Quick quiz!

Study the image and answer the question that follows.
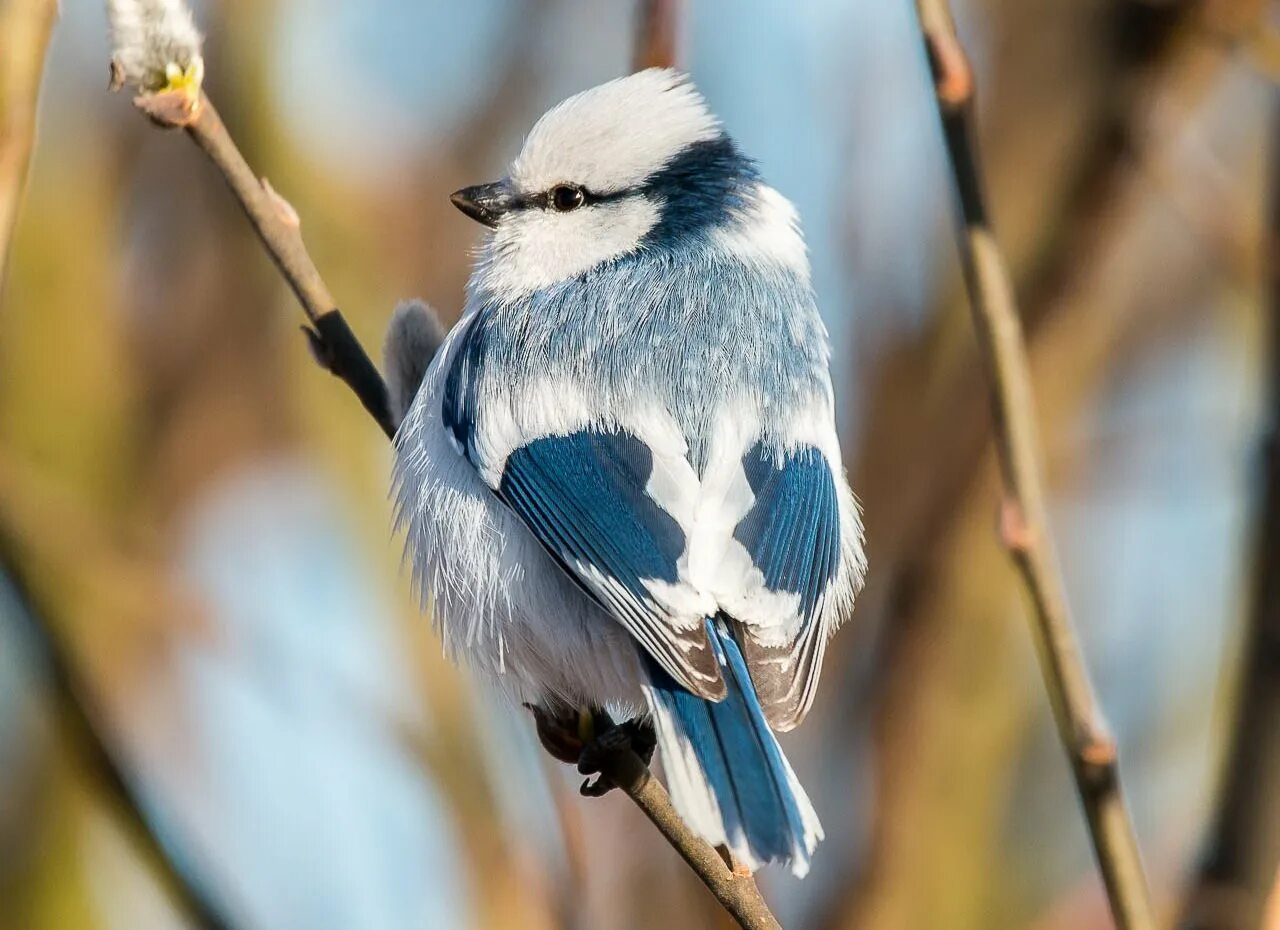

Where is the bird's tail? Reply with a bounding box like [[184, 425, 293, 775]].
[[642, 617, 823, 877]]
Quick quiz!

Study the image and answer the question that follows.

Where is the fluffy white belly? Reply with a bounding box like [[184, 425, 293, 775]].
[[395, 394, 646, 712]]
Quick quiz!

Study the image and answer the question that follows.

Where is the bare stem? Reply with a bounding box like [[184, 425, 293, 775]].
[[911, 2, 1156, 927], [599, 748, 781, 930], [167, 93, 395, 438]]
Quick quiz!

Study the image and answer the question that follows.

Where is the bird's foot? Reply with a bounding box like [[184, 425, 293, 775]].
[[523, 703, 655, 797], [577, 714, 657, 797]]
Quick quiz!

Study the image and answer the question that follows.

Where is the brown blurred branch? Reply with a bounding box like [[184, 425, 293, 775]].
[[0, 0, 56, 296], [911, 2, 1156, 928], [633, 0, 682, 71], [1, 7, 228, 926], [842, 0, 1211, 673], [0, 540, 232, 930], [1179, 91, 1280, 930]]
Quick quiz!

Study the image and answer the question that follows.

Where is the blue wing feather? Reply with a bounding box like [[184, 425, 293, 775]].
[[731, 443, 842, 728], [498, 430, 725, 698], [734, 443, 840, 620], [441, 311, 839, 716]]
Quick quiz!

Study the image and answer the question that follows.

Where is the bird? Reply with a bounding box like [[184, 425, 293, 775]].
[[392, 68, 865, 878]]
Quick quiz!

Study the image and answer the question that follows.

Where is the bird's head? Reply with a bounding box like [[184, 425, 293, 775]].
[[454, 68, 765, 298]]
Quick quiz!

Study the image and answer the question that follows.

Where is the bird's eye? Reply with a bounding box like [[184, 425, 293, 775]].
[[550, 184, 585, 212]]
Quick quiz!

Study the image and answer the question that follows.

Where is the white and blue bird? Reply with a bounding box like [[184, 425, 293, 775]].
[[392, 68, 866, 878]]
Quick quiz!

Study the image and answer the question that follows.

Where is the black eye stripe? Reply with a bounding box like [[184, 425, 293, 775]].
[[514, 186, 632, 211]]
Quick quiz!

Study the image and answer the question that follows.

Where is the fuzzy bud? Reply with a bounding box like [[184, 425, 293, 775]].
[[106, 0, 204, 97]]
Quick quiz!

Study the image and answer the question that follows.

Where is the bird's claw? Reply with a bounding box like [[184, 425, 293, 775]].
[[524, 703, 656, 796], [577, 717, 657, 797], [579, 775, 614, 797]]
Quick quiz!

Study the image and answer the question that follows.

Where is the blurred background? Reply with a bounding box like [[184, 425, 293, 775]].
[[0, 0, 1276, 928]]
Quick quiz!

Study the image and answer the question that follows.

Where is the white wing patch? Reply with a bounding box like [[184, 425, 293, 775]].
[[642, 391, 864, 730], [425, 314, 863, 727]]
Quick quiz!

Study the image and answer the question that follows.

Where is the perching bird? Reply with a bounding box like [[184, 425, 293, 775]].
[[393, 68, 865, 877]]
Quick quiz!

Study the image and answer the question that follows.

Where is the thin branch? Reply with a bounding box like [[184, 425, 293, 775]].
[[0, 539, 232, 930], [1179, 88, 1280, 930], [135, 91, 396, 438], [122, 69, 785, 930], [911, 3, 1156, 928], [838, 0, 1218, 689], [596, 746, 781, 930], [633, 0, 682, 71]]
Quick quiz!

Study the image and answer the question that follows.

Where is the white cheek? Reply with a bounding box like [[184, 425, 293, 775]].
[[477, 198, 659, 300]]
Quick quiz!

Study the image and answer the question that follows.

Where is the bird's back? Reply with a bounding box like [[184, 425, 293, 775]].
[[456, 238, 832, 474]]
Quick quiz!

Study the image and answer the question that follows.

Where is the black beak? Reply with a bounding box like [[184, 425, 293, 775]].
[[450, 181, 515, 228]]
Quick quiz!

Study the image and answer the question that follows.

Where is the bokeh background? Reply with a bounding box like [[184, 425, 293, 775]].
[[0, 1, 1276, 928]]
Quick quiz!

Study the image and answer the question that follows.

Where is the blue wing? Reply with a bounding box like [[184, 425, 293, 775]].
[[735, 443, 841, 617], [435, 314, 721, 697], [730, 442, 842, 729], [498, 430, 727, 700], [436, 311, 845, 714]]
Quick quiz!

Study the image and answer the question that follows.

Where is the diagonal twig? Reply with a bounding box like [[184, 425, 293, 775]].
[[910, 2, 1157, 927], [170, 94, 396, 439], [603, 746, 781, 930]]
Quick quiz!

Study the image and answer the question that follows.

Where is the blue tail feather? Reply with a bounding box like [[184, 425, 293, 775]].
[[644, 618, 822, 876]]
